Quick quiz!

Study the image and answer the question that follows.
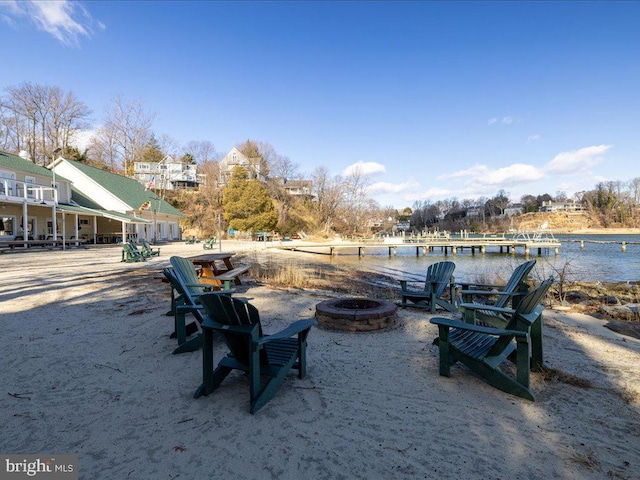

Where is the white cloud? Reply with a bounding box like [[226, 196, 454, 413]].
[[0, 0, 104, 46], [478, 163, 543, 186], [72, 129, 96, 151], [488, 116, 518, 126], [437, 164, 489, 181], [367, 179, 420, 195], [407, 187, 453, 202], [342, 160, 386, 177], [544, 144, 611, 175], [527, 134, 541, 144]]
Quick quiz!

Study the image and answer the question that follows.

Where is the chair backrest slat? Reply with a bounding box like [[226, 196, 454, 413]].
[[199, 293, 264, 365], [170, 256, 208, 299], [495, 260, 536, 308], [503, 277, 554, 330], [425, 261, 456, 296]]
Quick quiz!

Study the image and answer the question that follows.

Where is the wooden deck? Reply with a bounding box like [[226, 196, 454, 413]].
[[0, 238, 88, 252], [271, 236, 561, 257]]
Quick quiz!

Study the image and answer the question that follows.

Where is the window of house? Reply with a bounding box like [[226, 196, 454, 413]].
[[25, 176, 36, 198], [0, 216, 15, 236], [1, 171, 16, 196]]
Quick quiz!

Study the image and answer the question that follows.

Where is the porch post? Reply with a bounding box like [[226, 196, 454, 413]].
[[121, 221, 126, 244], [22, 200, 28, 248], [62, 212, 66, 250], [93, 215, 97, 244]]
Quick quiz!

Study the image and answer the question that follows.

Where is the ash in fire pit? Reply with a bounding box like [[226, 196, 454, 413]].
[[315, 298, 398, 332]]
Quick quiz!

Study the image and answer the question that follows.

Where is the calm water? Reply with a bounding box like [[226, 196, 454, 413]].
[[283, 235, 640, 284]]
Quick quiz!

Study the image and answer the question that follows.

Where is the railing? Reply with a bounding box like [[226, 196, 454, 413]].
[[0, 178, 56, 203]]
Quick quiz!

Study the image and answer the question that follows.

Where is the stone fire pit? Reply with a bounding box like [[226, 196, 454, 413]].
[[315, 298, 398, 332]]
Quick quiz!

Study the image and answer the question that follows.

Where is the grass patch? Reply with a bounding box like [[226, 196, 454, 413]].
[[240, 251, 399, 300]]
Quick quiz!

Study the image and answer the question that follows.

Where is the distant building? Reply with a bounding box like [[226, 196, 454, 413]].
[[281, 179, 313, 198], [539, 200, 586, 213], [503, 204, 524, 216], [393, 221, 411, 232], [218, 147, 266, 187], [134, 156, 204, 191], [465, 206, 483, 218]]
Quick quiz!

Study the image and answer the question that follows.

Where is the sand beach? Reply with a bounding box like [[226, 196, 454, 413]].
[[1, 241, 639, 479]]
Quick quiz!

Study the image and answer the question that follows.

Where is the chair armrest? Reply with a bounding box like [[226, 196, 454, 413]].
[[202, 319, 259, 335], [459, 289, 525, 297], [429, 317, 527, 337], [459, 282, 505, 290], [458, 303, 516, 315], [176, 304, 205, 313], [255, 319, 318, 345]]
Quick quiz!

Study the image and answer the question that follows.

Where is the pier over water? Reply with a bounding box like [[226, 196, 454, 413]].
[[271, 231, 561, 257]]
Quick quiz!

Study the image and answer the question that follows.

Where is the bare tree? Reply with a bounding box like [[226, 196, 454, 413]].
[[184, 140, 217, 164], [312, 166, 344, 235], [91, 94, 155, 175], [0, 82, 91, 164]]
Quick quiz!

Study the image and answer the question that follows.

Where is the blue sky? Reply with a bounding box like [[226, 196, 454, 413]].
[[1, 1, 639, 209]]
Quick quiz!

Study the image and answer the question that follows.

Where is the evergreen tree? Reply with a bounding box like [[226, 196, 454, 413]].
[[222, 166, 277, 232]]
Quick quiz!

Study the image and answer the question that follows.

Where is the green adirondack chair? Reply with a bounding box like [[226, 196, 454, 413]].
[[140, 239, 160, 257], [202, 237, 216, 250], [458, 260, 536, 326], [163, 264, 233, 354], [430, 277, 554, 401], [194, 293, 317, 414], [400, 261, 457, 313], [121, 242, 146, 262]]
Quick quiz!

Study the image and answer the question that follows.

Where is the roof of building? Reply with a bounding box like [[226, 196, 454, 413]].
[[61, 159, 184, 217], [0, 150, 56, 178]]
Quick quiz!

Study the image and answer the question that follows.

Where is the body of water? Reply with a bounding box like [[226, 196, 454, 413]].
[[282, 234, 640, 285]]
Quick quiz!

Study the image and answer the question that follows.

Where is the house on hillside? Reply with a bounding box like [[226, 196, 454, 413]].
[[51, 158, 184, 243], [134, 156, 204, 191], [218, 147, 266, 187], [539, 200, 585, 213]]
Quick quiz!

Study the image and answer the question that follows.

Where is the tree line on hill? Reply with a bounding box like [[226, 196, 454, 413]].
[[1, 81, 639, 237]]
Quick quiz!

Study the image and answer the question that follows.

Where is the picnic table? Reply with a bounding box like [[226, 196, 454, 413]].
[[188, 253, 250, 289]]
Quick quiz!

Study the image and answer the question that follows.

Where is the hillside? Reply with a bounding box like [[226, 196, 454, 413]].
[[515, 212, 594, 232]]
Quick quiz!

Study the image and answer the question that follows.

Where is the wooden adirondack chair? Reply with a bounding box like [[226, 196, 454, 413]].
[[400, 261, 457, 313], [459, 260, 536, 326], [121, 242, 146, 262], [202, 237, 216, 250], [163, 267, 205, 354], [140, 239, 160, 257], [166, 256, 236, 354], [430, 277, 554, 401], [194, 293, 316, 414]]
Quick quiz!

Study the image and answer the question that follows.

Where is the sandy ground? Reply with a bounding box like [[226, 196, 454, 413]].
[[1, 240, 639, 479]]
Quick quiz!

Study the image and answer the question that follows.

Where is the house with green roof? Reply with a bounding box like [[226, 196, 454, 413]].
[[1, 150, 71, 243], [51, 157, 184, 243], [1, 149, 184, 245]]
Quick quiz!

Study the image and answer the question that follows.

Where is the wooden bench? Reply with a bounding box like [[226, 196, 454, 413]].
[[214, 265, 251, 290]]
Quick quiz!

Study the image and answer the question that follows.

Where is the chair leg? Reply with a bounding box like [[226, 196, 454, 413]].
[[194, 329, 230, 398], [530, 316, 544, 371], [437, 327, 451, 377]]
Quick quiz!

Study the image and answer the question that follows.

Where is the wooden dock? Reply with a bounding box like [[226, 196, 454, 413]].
[[270, 236, 561, 258]]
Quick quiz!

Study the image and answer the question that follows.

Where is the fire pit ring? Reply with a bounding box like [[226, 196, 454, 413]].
[[315, 298, 398, 332]]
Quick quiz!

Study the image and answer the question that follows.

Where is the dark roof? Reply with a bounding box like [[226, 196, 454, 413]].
[[63, 159, 184, 217]]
